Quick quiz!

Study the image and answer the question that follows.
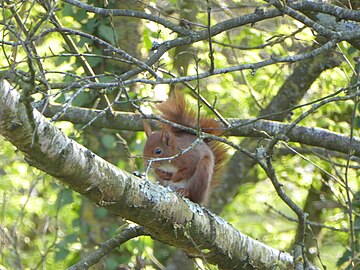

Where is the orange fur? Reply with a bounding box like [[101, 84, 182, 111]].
[[156, 92, 227, 185], [143, 92, 227, 204]]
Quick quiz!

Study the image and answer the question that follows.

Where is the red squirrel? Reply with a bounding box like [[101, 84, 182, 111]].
[[143, 92, 227, 204]]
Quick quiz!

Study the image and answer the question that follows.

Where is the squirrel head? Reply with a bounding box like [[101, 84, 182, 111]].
[[143, 126, 179, 179], [143, 122, 176, 162]]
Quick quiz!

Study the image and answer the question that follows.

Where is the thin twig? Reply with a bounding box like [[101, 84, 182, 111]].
[[67, 226, 147, 270], [206, 0, 214, 73], [265, 202, 351, 232]]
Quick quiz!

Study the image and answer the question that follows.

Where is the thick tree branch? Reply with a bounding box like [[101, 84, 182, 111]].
[[229, 118, 360, 158], [288, 1, 360, 22], [37, 103, 360, 158], [0, 81, 296, 269]]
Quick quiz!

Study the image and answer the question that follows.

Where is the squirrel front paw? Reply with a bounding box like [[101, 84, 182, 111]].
[[176, 188, 190, 198]]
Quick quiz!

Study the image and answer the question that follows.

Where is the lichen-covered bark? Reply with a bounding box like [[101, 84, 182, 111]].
[[39, 104, 360, 157], [229, 119, 360, 157], [0, 80, 294, 269]]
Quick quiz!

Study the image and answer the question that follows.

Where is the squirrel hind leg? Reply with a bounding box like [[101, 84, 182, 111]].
[[187, 155, 214, 204]]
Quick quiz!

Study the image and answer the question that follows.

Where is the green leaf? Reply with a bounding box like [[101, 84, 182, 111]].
[[56, 189, 74, 209], [55, 248, 70, 261], [75, 9, 88, 21], [82, 18, 98, 34], [62, 4, 75, 17], [101, 134, 116, 149], [55, 93, 66, 103], [72, 92, 91, 107], [98, 24, 115, 44], [355, 116, 360, 130]]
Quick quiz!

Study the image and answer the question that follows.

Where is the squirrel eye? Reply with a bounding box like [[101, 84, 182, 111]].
[[154, 147, 162, 155]]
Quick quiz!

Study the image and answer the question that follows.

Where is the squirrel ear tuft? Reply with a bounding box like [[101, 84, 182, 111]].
[[143, 120, 152, 137], [162, 130, 172, 146]]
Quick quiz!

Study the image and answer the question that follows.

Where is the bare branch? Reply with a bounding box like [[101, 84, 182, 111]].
[[62, 0, 191, 35], [289, 1, 360, 22], [37, 102, 360, 158], [68, 226, 147, 270]]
